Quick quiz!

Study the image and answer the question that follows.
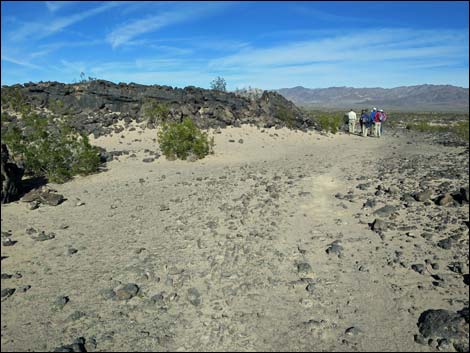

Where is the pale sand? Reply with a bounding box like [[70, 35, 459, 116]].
[[1, 125, 468, 351]]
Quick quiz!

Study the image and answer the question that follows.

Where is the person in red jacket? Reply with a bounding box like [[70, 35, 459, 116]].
[[374, 109, 383, 137]]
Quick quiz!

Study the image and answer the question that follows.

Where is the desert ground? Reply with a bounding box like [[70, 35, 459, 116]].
[[1, 124, 469, 352]]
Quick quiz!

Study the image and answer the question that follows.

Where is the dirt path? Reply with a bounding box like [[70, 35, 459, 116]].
[[1, 126, 468, 351]]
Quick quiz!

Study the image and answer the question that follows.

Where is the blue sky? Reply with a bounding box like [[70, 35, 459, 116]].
[[1, 1, 469, 89]]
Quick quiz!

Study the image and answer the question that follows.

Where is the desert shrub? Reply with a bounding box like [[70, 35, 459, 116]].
[[275, 106, 295, 128], [316, 115, 341, 134], [2, 110, 101, 183], [406, 121, 447, 133], [1, 87, 31, 115], [157, 117, 214, 160], [142, 100, 170, 127], [453, 121, 469, 140], [48, 99, 66, 114], [406, 119, 469, 141]]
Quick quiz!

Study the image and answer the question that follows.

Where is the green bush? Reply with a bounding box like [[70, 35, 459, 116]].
[[2, 110, 101, 183], [406, 120, 469, 141], [453, 121, 469, 140], [316, 115, 341, 134], [157, 117, 214, 160], [275, 106, 295, 128], [1, 87, 31, 115]]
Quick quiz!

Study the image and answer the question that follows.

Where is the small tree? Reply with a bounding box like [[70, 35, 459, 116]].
[[210, 76, 227, 92], [2, 109, 101, 183]]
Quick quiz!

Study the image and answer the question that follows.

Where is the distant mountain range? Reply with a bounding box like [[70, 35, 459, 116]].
[[276, 84, 469, 112]]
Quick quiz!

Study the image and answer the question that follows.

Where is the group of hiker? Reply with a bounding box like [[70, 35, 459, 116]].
[[346, 107, 387, 137]]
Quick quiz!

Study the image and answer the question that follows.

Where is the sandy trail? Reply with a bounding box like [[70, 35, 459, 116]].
[[1, 125, 468, 352]]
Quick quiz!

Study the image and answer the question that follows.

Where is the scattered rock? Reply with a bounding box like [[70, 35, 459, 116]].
[[417, 308, 469, 352], [100, 288, 116, 300], [17, 285, 31, 293], [437, 237, 453, 250], [2, 238, 17, 246], [414, 190, 432, 202], [1, 288, 15, 299], [460, 187, 469, 203], [53, 337, 87, 352], [67, 248, 78, 255], [114, 283, 139, 300], [411, 264, 426, 275], [151, 293, 165, 304], [305, 283, 315, 293], [22, 188, 64, 206], [187, 287, 201, 306], [345, 327, 363, 336], [297, 262, 313, 274], [32, 231, 56, 241], [142, 157, 155, 163], [373, 205, 398, 217], [435, 193, 454, 206], [326, 240, 343, 257], [371, 219, 387, 232], [68, 311, 87, 321], [54, 296, 69, 309], [448, 262, 463, 274]]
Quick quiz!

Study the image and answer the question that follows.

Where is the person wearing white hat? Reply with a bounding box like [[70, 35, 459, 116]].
[[379, 109, 387, 135]]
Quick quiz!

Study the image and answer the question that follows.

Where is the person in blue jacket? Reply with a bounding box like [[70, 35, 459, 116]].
[[361, 109, 371, 137], [369, 108, 377, 136]]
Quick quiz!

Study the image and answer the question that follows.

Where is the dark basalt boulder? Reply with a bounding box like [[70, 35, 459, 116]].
[[1, 144, 24, 204], [417, 308, 469, 352]]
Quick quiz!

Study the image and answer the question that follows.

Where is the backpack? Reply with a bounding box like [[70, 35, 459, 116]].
[[381, 112, 387, 122], [375, 112, 382, 123]]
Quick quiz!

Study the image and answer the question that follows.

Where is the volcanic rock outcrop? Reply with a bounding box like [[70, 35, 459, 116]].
[[1, 81, 317, 137]]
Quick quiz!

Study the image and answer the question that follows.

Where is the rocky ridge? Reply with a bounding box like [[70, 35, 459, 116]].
[[1, 81, 316, 137]]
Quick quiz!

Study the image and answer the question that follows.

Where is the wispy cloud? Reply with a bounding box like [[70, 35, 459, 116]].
[[107, 2, 232, 48], [45, 1, 77, 13], [210, 28, 468, 68], [290, 6, 361, 23], [11, 2, 121, 41], [1, 54, 41, 69]]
